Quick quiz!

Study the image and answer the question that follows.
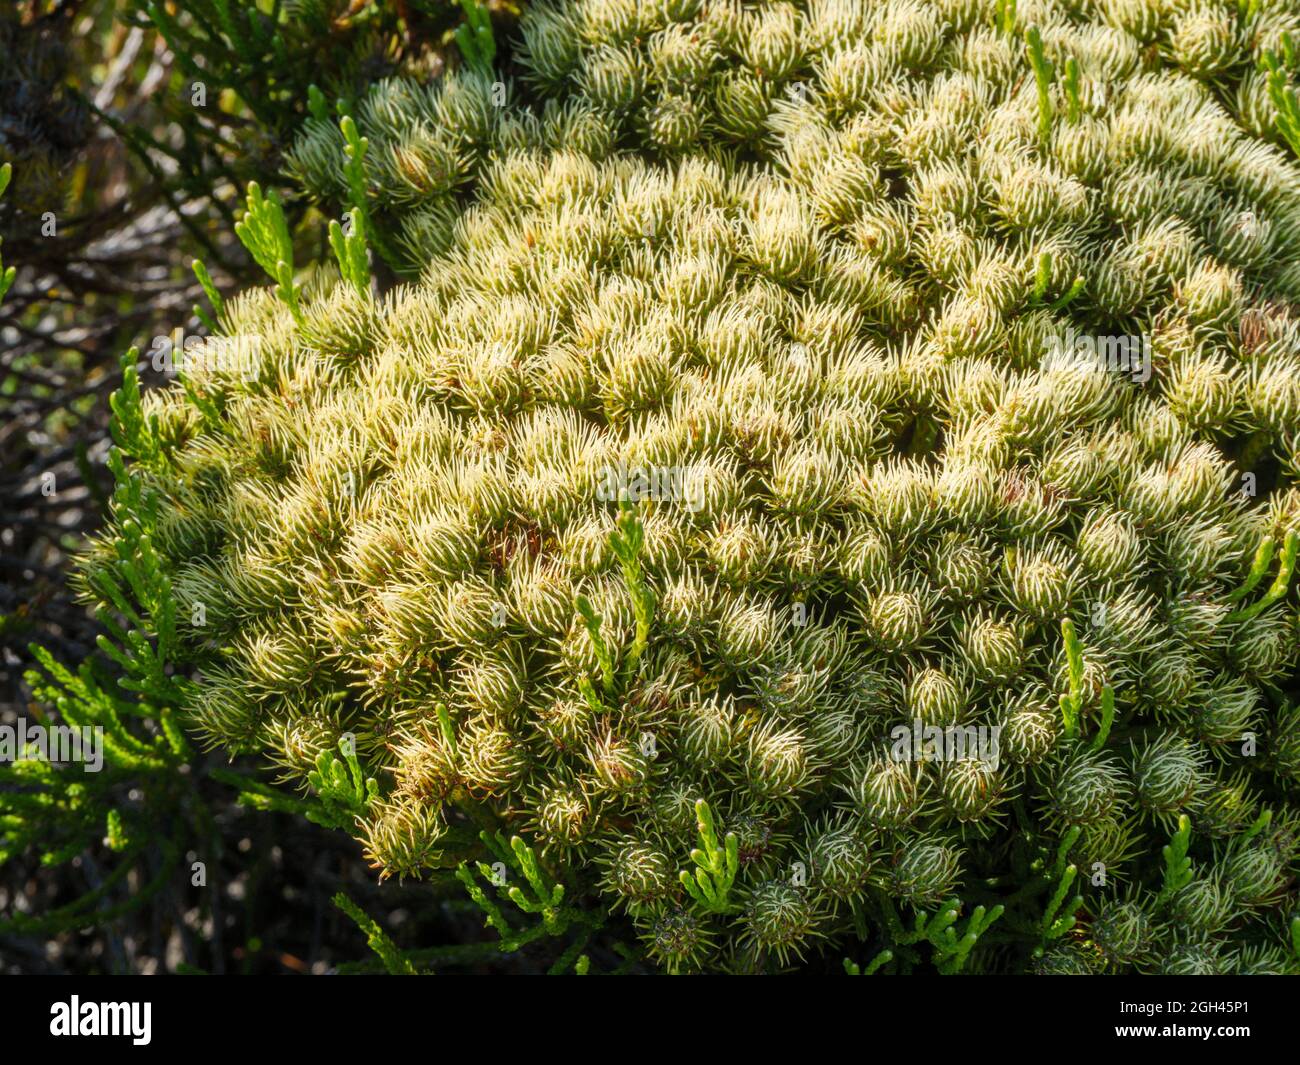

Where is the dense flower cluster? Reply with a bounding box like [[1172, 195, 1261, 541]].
[[88, 0, 1300, 972]]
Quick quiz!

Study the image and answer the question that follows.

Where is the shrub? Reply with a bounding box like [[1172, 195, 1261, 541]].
[[75, 0, 1300, 973]]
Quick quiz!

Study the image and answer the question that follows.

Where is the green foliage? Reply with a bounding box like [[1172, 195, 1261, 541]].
[[576, 502, 656, 700], [1226, 529, 1299, 623], [1057, 619, 1085, 741], [455, 0, 497, 77], [1028, 249, 1085, 312], [1062, 55, 1082, 125], [576, 594, 616, 699], [234, 181, 301, 321], [922, 901, 1005, 974], [994, 0, 1017, 36], [285, 68, 508, 276], [1036, 829, 1083, 949], [0, 162, 14, 303], [1025, 26, 1054, 149], [3, 647, 194, 894], [678, 800, 739, 915], [3, 355, 211, 943], [306, 738, 381, 829], [214, 736, 380, 832], [3, 0, 510, 970], [333, 892, 418, 975], [860, 891, 1003, 975], [1263, 34, 1300, 157], [610, 502, 656, 682], [843, 949, 892, 976], [192, 257, 226, 332], [1159, 814, 1196, 904], [328, 115, 374, 298], [456, 830, 608, 971]]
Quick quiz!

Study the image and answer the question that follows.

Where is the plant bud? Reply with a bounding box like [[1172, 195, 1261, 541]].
[[1231, 946, 1291, 975], [939, 758, 1005, 823], [1049, 749, 1128, 826], [851, 754, 923, 829], [650, 24, 716, 87], [999, 689, 1060, 765], [717, 595, 779, 664], [997, 470, 1067, 535], [707, 516, 774, 585], [742, 2, 803, 80], [1132, 735, 1209, 819], [1164, 518, 1234, 582], [1169, 877, 1234, 934], [1165, 354, 1240, 432], [1092, 588, 1162, 659], [857, 458, 934, 537], [1039, 438, 1104, 500], [1193, 772, 1256, 839], [392, 728, 459, 804], [930, 533, 993, 600], [461, 721, 529, 794], [1076, 507, 1144, 580], [437, 577, 504, 648], [1092, 899, 1156, 966], [587, 730, 652, 795], [602, 838, 675, 909], [805, 703, 865, 763], [454, 646, 527, 719], [1220, 844, 1285, 907], [959, 612, 1023, 683], [1166, 589, 1230, 646], [579, 45, 644, 111], [906, 666, 967, 726], [746, 721, 813, 799], [1271, 704, 1300, 784], [1179, 259, 1242, 325], [886, 836, 963, 907], [361, 799, 448, 881], [864, 586, 931, 652], [1138, 644, 1203, 711], [1159, 943, 1225, 976], [1004, 542, 1076, 619], [1033, 943, 1099, 975], [936, 458, 999, 524], [744, 880, 820, 964], [680, 693, 737, 765], [877, 0, 945, 68], [712, 69, 771, 140], [1228, 611, 1295, 681], [806, 819, 874, 901], [727, 810, 784, 870], [1169, 4, 1238, 78], [647, 906, 712, 974], [1070, 814, 1141, 873], [1192, 674, 1259, 748], [648, 93, 702, 150]]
